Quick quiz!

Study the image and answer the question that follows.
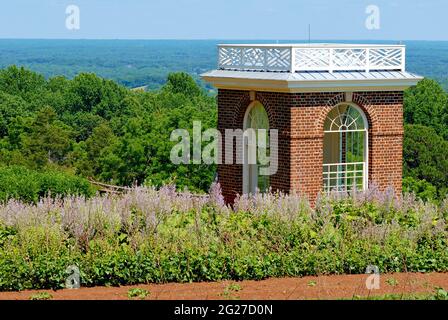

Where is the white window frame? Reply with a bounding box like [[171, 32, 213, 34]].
[[243, 101, 269, 195], [323, 103, 369, 193]]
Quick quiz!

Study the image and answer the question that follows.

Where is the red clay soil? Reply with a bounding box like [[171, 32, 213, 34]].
[[0, 273, 447, 300]]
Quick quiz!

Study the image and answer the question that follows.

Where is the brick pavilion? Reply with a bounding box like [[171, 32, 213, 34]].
[[202, 43, 423, 204]]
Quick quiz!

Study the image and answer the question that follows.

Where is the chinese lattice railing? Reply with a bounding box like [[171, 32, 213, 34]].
[[218, 44, 406, 73]]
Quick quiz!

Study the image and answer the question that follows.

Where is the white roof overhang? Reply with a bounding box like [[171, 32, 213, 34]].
[[201, 70, 423, 93]]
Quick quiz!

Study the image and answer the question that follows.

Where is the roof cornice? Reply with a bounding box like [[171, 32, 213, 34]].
[[201, 71, 423, 93]]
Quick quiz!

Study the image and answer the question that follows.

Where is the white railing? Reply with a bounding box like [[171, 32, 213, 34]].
[[323, 162, 366, 193], [218, 44, 405, 73]]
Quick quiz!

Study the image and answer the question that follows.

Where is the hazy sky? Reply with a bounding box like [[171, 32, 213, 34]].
[[0, 0, 447, 40]]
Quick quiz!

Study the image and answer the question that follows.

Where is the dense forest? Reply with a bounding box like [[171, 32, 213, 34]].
[[0, 40, 447, 91], [0, 65, 446, 202], [0, 40, 217, 90], [0, 66, 216, 201]]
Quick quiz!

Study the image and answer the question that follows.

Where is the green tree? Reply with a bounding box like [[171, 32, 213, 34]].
[[164, 72, 202, 97], [403, 176, 437, 202], [65, 73, 128, 118], [0, 65, 46, 98], [98, 117, 151, 185], [403, 124, 448, 197], [75, 123, 117, 177], [0, 67, 218, 194], [22, 106, 72, 168], [0, 92, 29, 138], [61, 112, 104, 142], [404, 78, 448, 138]]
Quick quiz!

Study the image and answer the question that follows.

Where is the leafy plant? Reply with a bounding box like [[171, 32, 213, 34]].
[[29, 292, 53, 300], [434, 287, 448, 300], [0, 186, 447, 291], [127, 288, 150, 300], [0, 165, 95, 203], [221, 283, 242, 300], [403, 124, 448, 199], [0, 66, 217, 195], [386, 278, 399, 287], [307, 280, 317, 287]]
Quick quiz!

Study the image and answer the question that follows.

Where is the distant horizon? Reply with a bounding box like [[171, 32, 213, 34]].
[[0, 37, 446, 92], [0, 38, 447, 42]]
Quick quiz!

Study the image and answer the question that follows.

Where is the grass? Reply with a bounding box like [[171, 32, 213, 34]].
[[29, 292, 53, 300], [386, 277, 399, 287], [307, 280, 317, 287], [220, 283, 242, 300], [127, 288, 150, 300], [350, 287, 448, 300]]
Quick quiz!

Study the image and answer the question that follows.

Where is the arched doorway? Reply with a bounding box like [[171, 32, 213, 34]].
[[243, 101, 270, 194], [323, 103, 368, 193]]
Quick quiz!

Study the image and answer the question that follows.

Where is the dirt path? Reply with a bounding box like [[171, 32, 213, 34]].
[[0, 273, 447, 300]]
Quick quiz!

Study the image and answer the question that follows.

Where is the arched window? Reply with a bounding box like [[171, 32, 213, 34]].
[[243, 101, 270, 194], [323, 104, 368, 192]]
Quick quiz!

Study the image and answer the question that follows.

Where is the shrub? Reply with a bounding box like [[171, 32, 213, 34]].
[[29, 292, 53, 300], [0, 166, 95, 203], [0, 186, 446, 291], [403, 124, 448, 198], [403, 177, 437, 202], [128, 288, 150, 300]]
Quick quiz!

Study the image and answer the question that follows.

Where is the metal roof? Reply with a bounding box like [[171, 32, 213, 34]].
[[202, 70, 422, 82], [201, 70, 423, 92], [203, 43, 423, 92]]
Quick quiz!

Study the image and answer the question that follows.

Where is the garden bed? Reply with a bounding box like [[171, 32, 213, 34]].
[[0, 273, 447, 300], [1, 186, 447, 292]]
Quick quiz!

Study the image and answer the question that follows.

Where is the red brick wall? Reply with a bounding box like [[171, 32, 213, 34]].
[[354, 92, 404, 194], [216, 90, 291, 203], [217, 89, 404, 204]]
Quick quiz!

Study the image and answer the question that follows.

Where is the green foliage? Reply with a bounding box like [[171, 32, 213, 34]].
[[164, 72, 203, 97], [0, 92, 29, 138], [403, 124, 448, 198], [434, 287, 448, 300], [221, 283, 242, 300], [0, 66, 216, 194], [404, 78, 448, 139], [0, 224, 17, 247], [0, 64, 447, 201], [0, 190, 447, 291], [29, 292, 53, 300], [386, 277, 399, 287], [22, 106, 72, 168], [0, 40, 218, 90], [0, 65, 46, 99], [0, 166, 95, 203], [75, 123, 117, 178], [351, 288, 448, 300], [127, 288, 150, 300], [307, 280, 317, 287], [403, 177, 437, 202], [403, 79, 448, 200]]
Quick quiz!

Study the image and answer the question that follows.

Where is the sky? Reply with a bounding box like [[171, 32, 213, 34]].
[[0, 0, 447, 40]]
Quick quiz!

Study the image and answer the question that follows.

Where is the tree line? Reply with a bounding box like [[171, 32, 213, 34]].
[[0, 65, 446, 201], [0, 66, 216, 200]]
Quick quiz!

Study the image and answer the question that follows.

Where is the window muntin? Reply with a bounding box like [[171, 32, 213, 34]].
[[323, 104, 368, 193], [244, 102, 270, 194], [324, 104, 366, 132]]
